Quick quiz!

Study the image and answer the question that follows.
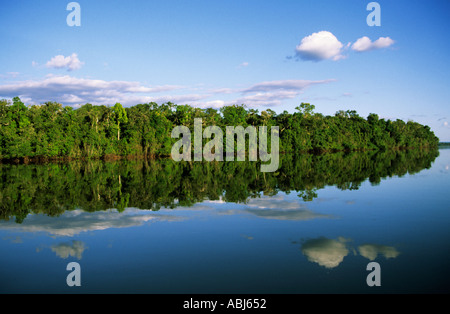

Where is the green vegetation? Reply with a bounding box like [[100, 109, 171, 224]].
[[0, 97, 439, 161], [0, 148, 439, 223]]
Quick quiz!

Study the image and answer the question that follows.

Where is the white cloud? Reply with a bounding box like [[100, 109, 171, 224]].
[[161, 79, 334, 108], [352, 36, 395, 52], [242, 79, 335, 93], [210, 88, 234, 94], [234, 79, 336, 107], [233, 90, 299, 107], [197, 100, 226, 109], [294, 31, 345, 62], [0, 75, 335, 109], [0, 75, 186, 106], [292, 31, 395, 61], [46, 53, 84, 71], [147, 93, 208, 105], [60, 94, 84, 103]]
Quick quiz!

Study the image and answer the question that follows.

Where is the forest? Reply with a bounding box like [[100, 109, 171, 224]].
[[0, 97, 439, 161]]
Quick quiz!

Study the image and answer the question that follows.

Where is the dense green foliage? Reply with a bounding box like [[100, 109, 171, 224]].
[[0, 148, 439, 223], [0, 98, 439, 160]]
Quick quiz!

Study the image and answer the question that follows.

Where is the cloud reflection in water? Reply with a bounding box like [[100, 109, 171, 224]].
[[300, 237, 400, 268]]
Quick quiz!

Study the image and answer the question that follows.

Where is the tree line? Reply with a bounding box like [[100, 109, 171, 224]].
[[0, 97, 439, 161]]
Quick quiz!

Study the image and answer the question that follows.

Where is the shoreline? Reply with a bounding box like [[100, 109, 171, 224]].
[[0, 145, 439, 165]]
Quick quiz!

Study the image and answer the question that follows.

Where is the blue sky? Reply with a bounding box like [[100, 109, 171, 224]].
[[0, 0, 449, 141]]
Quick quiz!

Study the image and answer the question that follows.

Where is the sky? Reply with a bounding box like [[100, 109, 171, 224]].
[[0, 0, 449, 141]]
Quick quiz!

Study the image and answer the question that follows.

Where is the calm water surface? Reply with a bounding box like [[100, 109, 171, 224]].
[[0, 149, 449, 293]]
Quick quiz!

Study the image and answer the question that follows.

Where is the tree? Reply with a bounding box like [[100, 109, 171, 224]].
[[0, 98, 440, 160], [112, 103, 128, 141], [295, 103, 315, 117], [220, 104, 248, 126]]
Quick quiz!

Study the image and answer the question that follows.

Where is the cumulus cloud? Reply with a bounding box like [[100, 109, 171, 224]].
[[291, 31, 395, 61], [46, 53, 84, 71], [351, 36, 395, 52], [294, 31, 346, 62]]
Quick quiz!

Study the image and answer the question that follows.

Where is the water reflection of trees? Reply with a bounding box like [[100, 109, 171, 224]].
[[0, 148, 439, 223]]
